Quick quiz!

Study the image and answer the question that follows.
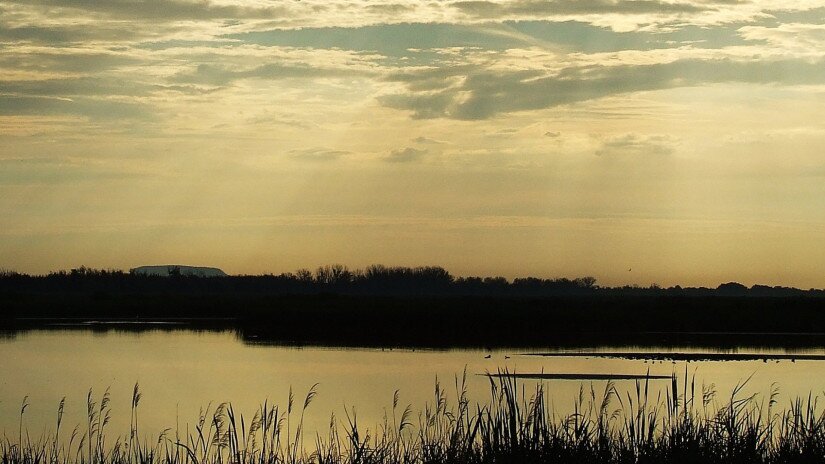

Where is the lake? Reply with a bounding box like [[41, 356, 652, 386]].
[[2, 328, 825, 442]]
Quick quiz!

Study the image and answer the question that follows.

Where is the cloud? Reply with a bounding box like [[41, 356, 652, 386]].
[[386, 147, 427, 163], [739, 23, 825, 53], [3, 0, 289, 21], [288, 148, 351, 162], [451, 0, 709, 18], [412, 136, 446, 144], [0, 20, 156, 44], [381, 58, 825, 120], [172, 63, 316, 86], [224, 20, 752, 58], [171, 61, 375, 87], [225, 23, 527, 58], [0, 95, 154, 120], [0, 77, 155, 98], [0, 50, 141, 74], [595, 133, 677, 157], [3, 0, 824, 133], [365, 3, 415, 14], [446, 0, 794, 31]]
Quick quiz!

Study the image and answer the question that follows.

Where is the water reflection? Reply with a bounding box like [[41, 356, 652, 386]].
[[3, 328, 825, 443]]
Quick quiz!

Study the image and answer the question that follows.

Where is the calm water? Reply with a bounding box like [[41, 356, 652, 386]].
[[2, 329, 825, 440]]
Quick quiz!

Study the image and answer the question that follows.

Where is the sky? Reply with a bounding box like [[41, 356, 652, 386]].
[[1, 0, 825, 287]]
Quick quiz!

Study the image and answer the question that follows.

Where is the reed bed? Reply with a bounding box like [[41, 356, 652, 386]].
[[3, 371, 825, 464]]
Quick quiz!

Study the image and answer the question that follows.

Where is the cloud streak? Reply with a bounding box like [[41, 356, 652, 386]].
[[0, 95, 154, 120], [4, 0, 290, 21], [595, 133, 677, 157], [289, 148, 352, 162], [382, 57, 825, 119], [171, 61, 376, 87], [386, 147, 427, 162], [451, 0, 709, 18]]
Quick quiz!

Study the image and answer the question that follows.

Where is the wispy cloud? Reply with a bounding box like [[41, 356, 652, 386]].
[[412, 136, 447, 144], [386, 147, 427, 162], [451, 0, 709, 18], [595, 133, 677, 157], [3, 0, 290, 21], [0, 95, 154, 120], [171, 61, 376, 87], [382, 57, 825, 119], [739, 23, 825, 55], [289, 148, 352, 162]]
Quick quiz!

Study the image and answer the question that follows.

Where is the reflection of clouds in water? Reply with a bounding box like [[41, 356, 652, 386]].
[[0, 330, 821, 440]]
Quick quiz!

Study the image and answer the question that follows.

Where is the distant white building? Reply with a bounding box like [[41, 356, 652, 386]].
[[130, 265, 227, 277]]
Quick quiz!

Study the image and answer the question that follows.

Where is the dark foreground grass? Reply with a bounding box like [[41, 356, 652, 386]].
[[4, 372, 825, 464]]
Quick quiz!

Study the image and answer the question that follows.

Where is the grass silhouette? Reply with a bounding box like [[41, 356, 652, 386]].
[[4, 371, 825, 464]]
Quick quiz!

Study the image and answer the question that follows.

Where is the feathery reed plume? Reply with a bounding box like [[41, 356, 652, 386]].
[[5, 373, 825, 464]]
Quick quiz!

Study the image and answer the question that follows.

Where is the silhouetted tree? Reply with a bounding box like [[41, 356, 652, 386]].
[[717, 282, 748, 296], [575, 276, 597, 289], [295, 269, 313, 283], [315, 264, 352, 285]]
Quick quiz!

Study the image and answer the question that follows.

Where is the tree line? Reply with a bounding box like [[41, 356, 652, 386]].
[[0, 265, 822, 298]]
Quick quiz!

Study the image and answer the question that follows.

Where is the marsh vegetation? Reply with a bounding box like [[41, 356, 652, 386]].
[[4, 372, 825, 464]]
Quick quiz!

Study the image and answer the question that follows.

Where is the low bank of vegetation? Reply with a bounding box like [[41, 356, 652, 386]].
[[2, 264, 822, 298], [4, 265, 825, 346]]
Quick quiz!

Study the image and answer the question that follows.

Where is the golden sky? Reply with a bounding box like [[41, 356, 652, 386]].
[[2, 0, 825, 287]]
